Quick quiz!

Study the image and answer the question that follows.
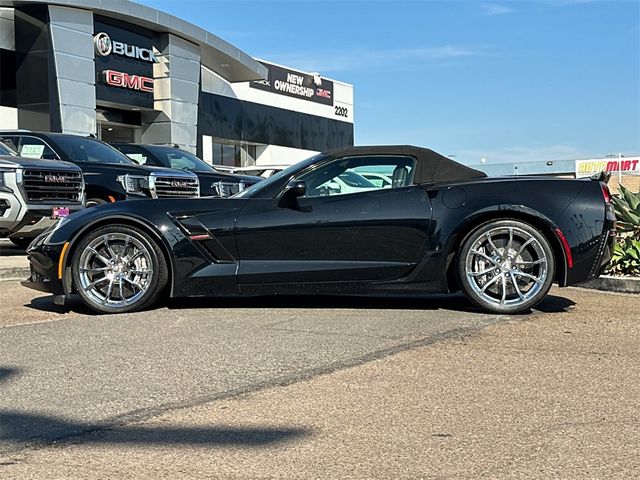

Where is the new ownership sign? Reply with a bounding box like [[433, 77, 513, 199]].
[[575, 157, 640, 178]]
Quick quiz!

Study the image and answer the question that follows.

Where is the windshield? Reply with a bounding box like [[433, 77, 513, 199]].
[[146, 146, 214, 172], [0, 142, 16, 156], [232, 153, 326, 198], [53, 136, 134, 165], [338, 171, 376, 188]]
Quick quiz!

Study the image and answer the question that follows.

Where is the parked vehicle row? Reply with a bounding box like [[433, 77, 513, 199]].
[[111, 144, 261, 197], [0, 130, 261, 244]]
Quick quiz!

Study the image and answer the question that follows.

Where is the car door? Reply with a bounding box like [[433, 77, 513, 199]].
[[234, 154, 434, 286]]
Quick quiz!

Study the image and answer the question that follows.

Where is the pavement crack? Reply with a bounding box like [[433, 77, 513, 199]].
[[262, 325, 408, 341]]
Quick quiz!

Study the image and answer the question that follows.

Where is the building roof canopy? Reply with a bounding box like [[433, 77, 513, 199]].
[[0, 0, 268, 82]]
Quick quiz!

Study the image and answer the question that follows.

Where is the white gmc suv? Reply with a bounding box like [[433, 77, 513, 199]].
[[0, 142, 84, 248]]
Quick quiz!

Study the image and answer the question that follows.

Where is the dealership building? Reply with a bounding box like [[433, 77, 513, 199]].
[[0, 0, 354, 166]]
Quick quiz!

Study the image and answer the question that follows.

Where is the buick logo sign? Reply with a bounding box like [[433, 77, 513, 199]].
[[94, 32, 112, 57], [93, 32, 157, 63]]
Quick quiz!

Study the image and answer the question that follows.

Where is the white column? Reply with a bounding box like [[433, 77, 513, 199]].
[[142, 34, 200, 153], [47, 5, 96, 136]]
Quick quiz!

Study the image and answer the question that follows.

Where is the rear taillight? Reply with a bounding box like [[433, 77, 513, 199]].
[[601, 183, 612, 204]]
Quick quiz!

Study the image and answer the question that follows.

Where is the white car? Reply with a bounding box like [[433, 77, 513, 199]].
[[360, 172, 392, 188], [315, 170, 378, 196]]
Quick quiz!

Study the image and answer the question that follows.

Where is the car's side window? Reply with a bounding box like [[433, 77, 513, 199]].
[[0, 136, 19, 153], [293, 155, 415, 198], [0, 136, 58, 160]]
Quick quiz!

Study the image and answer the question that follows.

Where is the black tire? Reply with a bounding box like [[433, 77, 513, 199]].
[[86, 198, 108, 208], [71, 225, 168, 314], [457, 219, 555, 314], [9, 237, 33, 249]]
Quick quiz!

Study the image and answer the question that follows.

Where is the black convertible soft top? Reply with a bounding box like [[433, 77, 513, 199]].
[[325, 145, 487, 184]]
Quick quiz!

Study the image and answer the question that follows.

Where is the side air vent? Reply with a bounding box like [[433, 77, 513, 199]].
[[174, 215, 236, 262]]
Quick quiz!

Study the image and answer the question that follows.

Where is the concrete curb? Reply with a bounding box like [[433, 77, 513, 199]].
[[0, 267, 30, 282], [579, 275, 640, 294]]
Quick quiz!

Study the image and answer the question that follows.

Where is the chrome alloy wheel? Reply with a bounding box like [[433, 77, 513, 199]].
[[77, 233, 154, 308], [464, 226, 549, 308]]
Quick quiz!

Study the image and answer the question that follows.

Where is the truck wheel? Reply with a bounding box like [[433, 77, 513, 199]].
[[458, 219, 555, 314], [71, 225, 168, 314]]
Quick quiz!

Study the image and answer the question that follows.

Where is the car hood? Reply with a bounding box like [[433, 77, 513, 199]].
[[0, 155, 81, 171], [77, 162, 197, 177], [137, 165, 199, 178], [193, 170, 262, 184]]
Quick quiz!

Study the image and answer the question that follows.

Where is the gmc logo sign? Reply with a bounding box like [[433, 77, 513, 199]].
[[170, 181, 189, 189], [103, 70, 154, 93], [44, 174, 66, 183]]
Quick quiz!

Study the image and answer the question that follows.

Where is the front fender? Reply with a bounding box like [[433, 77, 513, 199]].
[[47, 206, 181, 296]]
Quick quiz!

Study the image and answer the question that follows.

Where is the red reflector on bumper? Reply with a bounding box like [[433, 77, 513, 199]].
[[554, 228, 574, 269]]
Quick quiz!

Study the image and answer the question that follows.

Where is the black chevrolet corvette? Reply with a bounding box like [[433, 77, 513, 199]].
[[23, 146, 616, 314]]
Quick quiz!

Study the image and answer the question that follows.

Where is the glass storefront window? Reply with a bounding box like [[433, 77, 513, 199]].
[[221, 144, 236, 166], [205, 139, 260, 168]]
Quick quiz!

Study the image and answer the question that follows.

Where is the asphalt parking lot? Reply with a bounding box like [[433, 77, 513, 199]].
[[0, 280, 506, 452], [0, 271, 638, 478]]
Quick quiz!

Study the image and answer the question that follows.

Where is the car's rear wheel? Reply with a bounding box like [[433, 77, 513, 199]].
[[457, 219, 555, 314], [71, 225, 167, 314]]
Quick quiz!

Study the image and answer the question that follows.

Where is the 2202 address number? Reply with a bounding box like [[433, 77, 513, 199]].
[[335, 106, 349, 117]]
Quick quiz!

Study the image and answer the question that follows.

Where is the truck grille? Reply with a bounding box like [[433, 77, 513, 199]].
[[22, 169, 83, 203], [214, 181, 247, 197], [152, 176, 199, 198]]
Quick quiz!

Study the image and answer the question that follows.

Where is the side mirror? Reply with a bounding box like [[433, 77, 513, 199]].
[[284, 181, 306, 198], [279, 181, 306, 208]]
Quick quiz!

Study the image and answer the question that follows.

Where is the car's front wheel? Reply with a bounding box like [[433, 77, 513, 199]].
[[457, 219, 555, 314], [71, 225, 168, 313]]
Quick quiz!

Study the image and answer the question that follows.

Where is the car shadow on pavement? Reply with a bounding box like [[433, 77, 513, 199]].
[[0, 369, 310, 452], [0, 367, 21, 383], [24, 295, 95, 315], [0, 242, 26, 257], [24, 292, 575, 316], [166, 292, 484, 312], [166, 292, 575, 315], [532, 294, 576, 313], [0, 410, 310, 452]]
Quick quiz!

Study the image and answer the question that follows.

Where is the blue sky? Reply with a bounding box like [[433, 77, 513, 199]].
[[141, 0, 639, 164]]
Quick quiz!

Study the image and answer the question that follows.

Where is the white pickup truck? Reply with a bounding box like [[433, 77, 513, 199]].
[[0, 142, 84, 248]]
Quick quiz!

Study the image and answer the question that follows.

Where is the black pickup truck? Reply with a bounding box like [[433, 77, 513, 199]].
[[112, 143, 262, 197], [0, 132, 199, 206]]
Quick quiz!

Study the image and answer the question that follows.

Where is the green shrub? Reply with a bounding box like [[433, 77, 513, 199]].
[[611, 184, 640, 238], [606, 184, 640, 276], [607, 237, 640, 276]]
